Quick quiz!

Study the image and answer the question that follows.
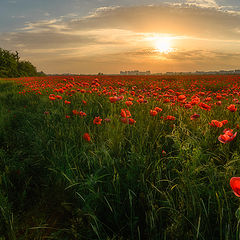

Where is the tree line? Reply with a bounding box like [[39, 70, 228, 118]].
[[0, 47, 45, 78]]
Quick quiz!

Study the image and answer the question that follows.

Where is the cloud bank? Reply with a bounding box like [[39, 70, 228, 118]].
[[1, 3, 240, 73]]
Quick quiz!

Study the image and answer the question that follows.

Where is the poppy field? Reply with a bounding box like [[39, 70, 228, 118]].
[[1, 74, 240, 239]]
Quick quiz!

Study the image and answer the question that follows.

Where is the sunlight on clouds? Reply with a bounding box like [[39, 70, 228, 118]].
[[141, 34, 188, 55], [154, 38, 172, 53], [185, 0, 218, 8]]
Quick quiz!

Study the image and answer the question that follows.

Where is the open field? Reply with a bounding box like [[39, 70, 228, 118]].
[[1, 74, 240, 239]]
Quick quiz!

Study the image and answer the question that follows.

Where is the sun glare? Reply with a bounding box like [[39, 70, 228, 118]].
[[154, 38, 173, 53]]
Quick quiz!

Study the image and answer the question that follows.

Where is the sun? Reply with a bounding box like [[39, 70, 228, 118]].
[[154, 38, 173, 53]]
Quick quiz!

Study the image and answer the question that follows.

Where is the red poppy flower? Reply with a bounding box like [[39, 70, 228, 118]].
[[177, 95, 186, 102], [93, 117, 102, 125], [83, 133, 91, 142], [72, 110, 78, 115], [109, 96, 118, 103], [64, 100, 71, 104], [184, 103, 192, 109], [218, 129, 237, 143], [190, 113, 200, 120], [209, 120, 223, 128], [165, 115, 176, 121], [56, 95, 62, 100], [204, 97, 211, 102], [128, 118, 136, 125], [120, 109, 131, 118], [49, 94, 56, 100], [190, 97, 200, 105], [137, 98, 144, 103], [120, 117, 128, 124], [163, 98, 171, 103], [79, 111, 86, 117], [125, 101, 133, 106], [150, 110, 158, 116], [199, 102, 211, 111], [221, 120, 228, 125], [154, 107, 162, 112], [117, 95, 124, 101], [120, 117, 136, 125], [227, 104, 237, 112], [223, 128, 233, 135], [230, 177, 240, 197]]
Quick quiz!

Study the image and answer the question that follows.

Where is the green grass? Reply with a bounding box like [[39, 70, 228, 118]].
[[0, 78, 240, 239]]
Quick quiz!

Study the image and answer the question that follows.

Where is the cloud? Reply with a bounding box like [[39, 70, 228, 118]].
[[1, 3, 240, 73], [31, 48, 240, 74], [67, 4, 240, 40], [1, 31, 96, 49], [163, 49, 240, 61], [185, 0, 218, 8], [12, 4, 240, 40], [11, 15, 26, 19]]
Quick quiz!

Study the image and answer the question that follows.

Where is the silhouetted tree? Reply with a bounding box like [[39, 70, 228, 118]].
[[18, 61, 38, 77], [0, 48, 45, 78]]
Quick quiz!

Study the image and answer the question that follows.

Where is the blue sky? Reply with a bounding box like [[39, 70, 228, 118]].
[[1, 0, 240, 74], [1, 0, 240, 31], [1, 0, 185, 31]]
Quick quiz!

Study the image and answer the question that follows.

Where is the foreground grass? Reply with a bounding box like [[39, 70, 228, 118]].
[[0, 79, 240, 239]]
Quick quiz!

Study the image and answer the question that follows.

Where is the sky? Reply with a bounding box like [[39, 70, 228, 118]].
[[1, 0, 240, 74]]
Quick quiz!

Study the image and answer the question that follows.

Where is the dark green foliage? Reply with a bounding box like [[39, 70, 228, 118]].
[[0, 48, 45, 78]]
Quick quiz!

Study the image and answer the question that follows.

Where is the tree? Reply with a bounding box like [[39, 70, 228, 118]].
[[0, 48, 19, 77], [0, 48, 45, 78], [18, 61, 38, 77]]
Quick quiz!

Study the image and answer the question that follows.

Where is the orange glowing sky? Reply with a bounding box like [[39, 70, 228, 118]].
[[1, 0, 240, 74]]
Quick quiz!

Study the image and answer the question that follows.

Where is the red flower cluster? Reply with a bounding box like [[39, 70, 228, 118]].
[[120, 109, 135, 124], [121, 109, 131, 118], [209, 120, 223, 128], [120, 118, 136, 125], [109, 96, 123, 103], [72, 110, 87, 117]]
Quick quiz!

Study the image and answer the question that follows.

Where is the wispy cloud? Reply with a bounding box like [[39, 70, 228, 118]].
[[11, 15, 26, 19], [185, 0, 218, 8]]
